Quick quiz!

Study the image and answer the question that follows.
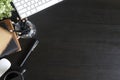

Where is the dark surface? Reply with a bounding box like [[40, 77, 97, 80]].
[[5, 0, 120, 80]]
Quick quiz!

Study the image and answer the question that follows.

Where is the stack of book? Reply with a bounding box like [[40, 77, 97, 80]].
[[0, 19, 21, 57]]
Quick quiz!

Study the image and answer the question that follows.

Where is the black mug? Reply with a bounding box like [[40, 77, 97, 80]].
[[4, 69, 26, 80]]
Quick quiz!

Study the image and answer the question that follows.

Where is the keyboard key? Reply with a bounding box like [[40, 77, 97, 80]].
[[21, 1, 24, 4], [41, 0, 46, 3], [31, 5, 35, 9], [35, 0, 39, 2], [24, 4, 28, 7], [31, 9, 37, 14], [31, 1, 35, 4], [26, 11, 31, 16], [27, 2, 31, 6], [20, 13, 27, 18], [25, 0, 29, 2], [19, 8, 27, 14], [14, 2, 21, 7], [16, 6, 24, 10], [35, 3, 39, 7], [46, 0, 51, 1], [27, 7, 31, 10], [38, 1, 42, 5]]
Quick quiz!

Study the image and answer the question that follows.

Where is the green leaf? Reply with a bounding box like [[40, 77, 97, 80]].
[[0, 0, 13, 20]]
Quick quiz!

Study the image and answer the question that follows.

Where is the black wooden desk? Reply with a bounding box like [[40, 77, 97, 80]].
[[2, 0, 120, 80]]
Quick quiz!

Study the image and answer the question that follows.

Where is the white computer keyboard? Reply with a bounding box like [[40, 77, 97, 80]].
[[12, 0, 63, 19]]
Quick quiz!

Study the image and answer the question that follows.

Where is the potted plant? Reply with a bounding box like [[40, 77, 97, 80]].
[[0, 0, 14, 20]]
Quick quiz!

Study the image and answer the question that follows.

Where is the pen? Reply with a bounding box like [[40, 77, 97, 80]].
[[20, 40, 39, 67]]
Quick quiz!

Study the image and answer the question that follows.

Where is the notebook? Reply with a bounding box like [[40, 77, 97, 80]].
[[0, 27, 12, 55], [0, 20, 21, 57]]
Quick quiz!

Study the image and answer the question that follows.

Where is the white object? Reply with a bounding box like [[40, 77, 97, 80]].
[[0, 58, 11, 77], [12, 0, 63, 19]]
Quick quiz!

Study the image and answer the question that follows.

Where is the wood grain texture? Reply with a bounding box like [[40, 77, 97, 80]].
[[7, 0, 120, 80]]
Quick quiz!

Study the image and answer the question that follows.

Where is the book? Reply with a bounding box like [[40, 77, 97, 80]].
[[0, 27, 12, 55], [0, 19, 21, 57], [3, 19, 21, 51]]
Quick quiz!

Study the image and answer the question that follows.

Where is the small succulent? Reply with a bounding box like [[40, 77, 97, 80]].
[[0, 0, 14, 20]]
